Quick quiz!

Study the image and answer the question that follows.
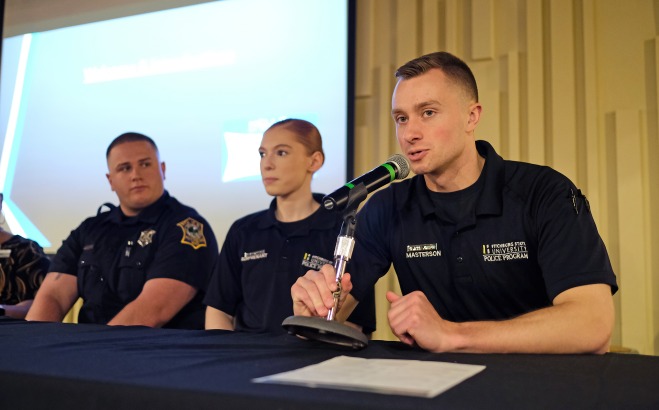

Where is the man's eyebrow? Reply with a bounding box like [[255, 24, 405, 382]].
[[114, 157, 152, 168], [114, 161, 131, 169], [391, 100, 442, 116], [391, 107, 406, 117], [415, 100, 442, 110]]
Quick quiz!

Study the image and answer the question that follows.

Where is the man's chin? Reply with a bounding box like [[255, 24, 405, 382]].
[[409, 163, 427, 175], [122, 197, 157, 214]]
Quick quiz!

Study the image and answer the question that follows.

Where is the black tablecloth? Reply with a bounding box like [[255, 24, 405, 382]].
[[1, 317, 658, 409]]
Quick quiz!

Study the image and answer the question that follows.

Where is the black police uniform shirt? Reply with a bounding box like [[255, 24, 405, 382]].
[[50, 191, 218, 329], [204, 194, 376, 334], [349, 140, 618, 322]]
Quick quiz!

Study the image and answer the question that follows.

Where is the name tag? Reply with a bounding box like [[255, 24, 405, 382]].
[[0, 249, 11, 258]]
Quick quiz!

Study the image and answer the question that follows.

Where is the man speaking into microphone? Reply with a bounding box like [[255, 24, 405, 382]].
[[291, 51, 617, 354]]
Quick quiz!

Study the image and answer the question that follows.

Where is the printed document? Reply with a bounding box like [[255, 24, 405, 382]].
[[253, 356, 485, 398]]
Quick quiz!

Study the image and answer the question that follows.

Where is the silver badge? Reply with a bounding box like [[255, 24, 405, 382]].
[[138, 229, 156, 247]]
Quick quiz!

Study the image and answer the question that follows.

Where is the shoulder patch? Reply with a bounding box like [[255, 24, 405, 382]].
[[176, 217, 207, 250]]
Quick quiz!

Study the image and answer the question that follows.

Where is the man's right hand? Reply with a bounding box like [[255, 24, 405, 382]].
[[291, 264, 353, 317]]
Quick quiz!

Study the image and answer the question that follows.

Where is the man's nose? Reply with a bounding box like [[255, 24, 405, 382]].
[[130, 166, 142, 179], [401, 118, 422, 142]]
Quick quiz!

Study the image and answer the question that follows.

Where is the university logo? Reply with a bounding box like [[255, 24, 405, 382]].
[[482, 241, 528, 262], [301, 253, 332, 270]]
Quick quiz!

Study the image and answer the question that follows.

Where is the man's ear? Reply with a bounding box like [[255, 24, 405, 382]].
[[161, 161, 166, 180], [466, 102, 482, 132], [106, 173, 115, 192]]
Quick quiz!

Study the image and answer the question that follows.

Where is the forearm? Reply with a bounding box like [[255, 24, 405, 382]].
[[444, 286, 614, 354], [25, 272, 78, 323], [108, 301, 169, 327], [107, 278, 197, 328], [25, 295, 69, 322], [450, 305, 612, 354], [205, 307, 235, 330]]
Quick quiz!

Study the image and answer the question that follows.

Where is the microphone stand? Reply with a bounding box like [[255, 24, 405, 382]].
[[282, 183, 369, 349]]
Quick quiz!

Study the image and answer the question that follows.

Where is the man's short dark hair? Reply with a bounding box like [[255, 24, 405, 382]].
[[395, 51, 479, 102], [106, 132, 159, 159]]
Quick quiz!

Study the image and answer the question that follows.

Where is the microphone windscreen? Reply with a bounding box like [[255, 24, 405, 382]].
[[387, 153, 411, 180]]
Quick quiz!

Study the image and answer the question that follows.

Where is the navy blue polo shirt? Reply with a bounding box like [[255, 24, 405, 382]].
[[204, 194, 376, 334], [50, 191, 218, 329], [350, 140, 618, 322]]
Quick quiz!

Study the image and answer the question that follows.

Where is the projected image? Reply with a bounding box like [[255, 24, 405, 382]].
[[0, 0, 350, 252]]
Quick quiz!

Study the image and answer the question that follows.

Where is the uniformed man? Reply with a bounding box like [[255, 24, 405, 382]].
[[291, 52, 618, 354], [27, 133, 218, 329]]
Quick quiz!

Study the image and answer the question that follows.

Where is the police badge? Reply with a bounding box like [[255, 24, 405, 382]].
[[137, 229, 156, 247], [176, 217, 207, 249]]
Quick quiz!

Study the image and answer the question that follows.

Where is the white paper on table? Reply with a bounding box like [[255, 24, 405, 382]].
[[252, 355, 486, 398]]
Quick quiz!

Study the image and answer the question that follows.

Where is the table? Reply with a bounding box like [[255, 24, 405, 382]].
[[1, 318, 658, 409]]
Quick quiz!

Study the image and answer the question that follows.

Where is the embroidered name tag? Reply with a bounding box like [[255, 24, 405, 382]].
[[241, 250, 268, 262], [405, 243, 442, 259]]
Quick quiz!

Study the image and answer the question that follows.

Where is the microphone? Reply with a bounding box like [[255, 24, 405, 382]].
[[323, 154, 410, 211]]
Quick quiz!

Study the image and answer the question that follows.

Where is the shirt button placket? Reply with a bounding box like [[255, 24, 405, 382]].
[[455, 230, 462, 263]]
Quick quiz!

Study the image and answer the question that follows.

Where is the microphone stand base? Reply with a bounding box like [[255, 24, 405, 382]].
[[282, 316, 368, 350]]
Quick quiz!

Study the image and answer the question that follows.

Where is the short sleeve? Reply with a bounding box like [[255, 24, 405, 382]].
[[146, 214, 219, 291]]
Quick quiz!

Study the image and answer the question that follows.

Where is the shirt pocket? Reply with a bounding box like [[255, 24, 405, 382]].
[[116, 252, 148, 302], [77, 248, 105, 304]]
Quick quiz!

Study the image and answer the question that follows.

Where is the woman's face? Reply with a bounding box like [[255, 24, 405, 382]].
[[258, 127, 318, 198]]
